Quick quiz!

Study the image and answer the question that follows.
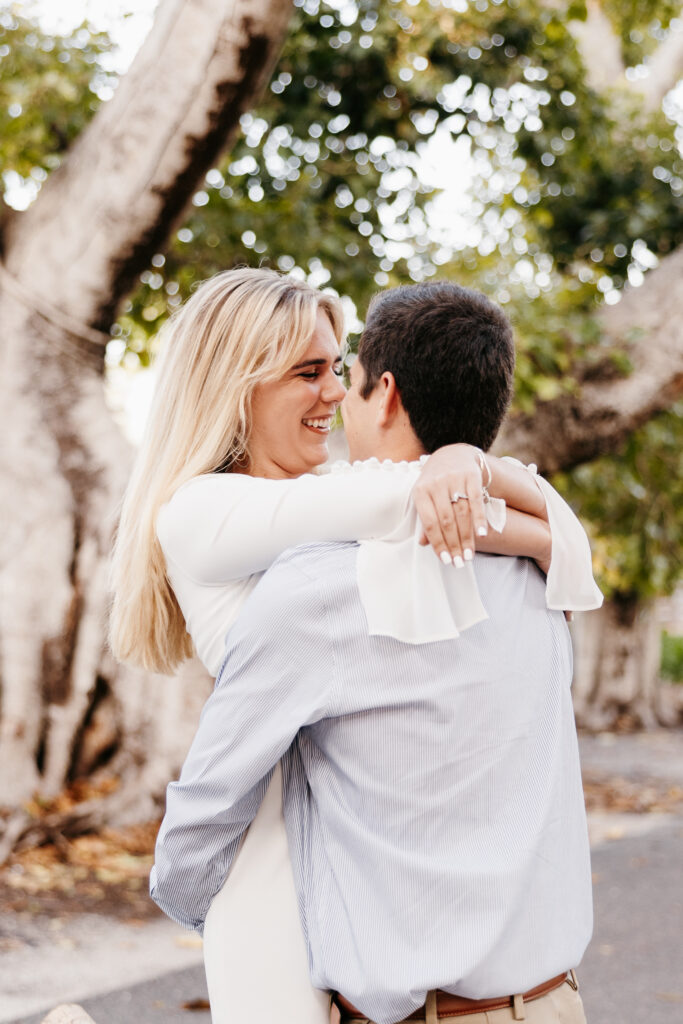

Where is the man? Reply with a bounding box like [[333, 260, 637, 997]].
[[152, 282, 592, 1024]]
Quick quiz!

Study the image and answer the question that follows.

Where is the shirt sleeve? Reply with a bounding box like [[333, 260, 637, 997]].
[[156, 463, 419, 585], [150, 561, 333, 932]]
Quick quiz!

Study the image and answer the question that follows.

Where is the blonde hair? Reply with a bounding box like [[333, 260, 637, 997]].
[[109, 267, 344, 674]]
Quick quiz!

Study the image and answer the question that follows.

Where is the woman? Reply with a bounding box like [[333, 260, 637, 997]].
[[110, 267, 599, 1024]]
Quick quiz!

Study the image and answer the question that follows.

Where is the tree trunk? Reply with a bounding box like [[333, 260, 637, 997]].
[[0, 258, 220, 844], [0, 0, 293, 853], [571, 594, 683, 731], [500, 6, 683, 737]]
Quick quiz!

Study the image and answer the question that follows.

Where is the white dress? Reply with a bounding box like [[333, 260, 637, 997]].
[[156, 459, 602, 1024]]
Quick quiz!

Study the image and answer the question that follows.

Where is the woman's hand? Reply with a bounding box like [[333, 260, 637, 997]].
[[412, 444, 489, 567]]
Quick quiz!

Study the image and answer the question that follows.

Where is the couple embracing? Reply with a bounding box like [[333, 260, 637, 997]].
[[110, 269, 602, 1024]]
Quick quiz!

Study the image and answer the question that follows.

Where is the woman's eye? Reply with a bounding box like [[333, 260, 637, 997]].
[[297, 365, 343, 380]]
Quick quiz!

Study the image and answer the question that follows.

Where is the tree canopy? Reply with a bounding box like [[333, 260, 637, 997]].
[[2, 0, 682, 602]]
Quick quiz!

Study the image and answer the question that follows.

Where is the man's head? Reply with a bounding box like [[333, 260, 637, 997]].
[[342, 282, 515, 462]]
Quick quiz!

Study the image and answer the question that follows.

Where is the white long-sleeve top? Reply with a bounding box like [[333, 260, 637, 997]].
[[156, 457, 602, 676]]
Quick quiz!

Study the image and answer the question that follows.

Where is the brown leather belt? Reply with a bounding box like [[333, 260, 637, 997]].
[[334, 971, 573, 1021]]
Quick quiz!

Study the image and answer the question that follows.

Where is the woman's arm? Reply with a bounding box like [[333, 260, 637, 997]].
[[158, 445, 506, 585], [412, 447, 603, 608], [158, 445, 600, 609], [158, 465, 424, 585], [412, 445, 549, 564], [476, 508, 552, 574], [487, 454, 548, 517]]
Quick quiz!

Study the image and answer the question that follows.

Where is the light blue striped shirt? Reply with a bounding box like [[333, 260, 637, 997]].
[[151, 544, 592, 1024]]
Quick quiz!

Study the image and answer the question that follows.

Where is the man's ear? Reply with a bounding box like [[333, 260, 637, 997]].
[[376, 371, 403, 428]]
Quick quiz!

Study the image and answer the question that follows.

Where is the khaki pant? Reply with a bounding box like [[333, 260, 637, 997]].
[[338, 975, 587, 1024]]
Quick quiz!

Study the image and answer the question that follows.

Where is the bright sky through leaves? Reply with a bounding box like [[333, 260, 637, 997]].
[[29, 0, 157, 70], [20, 0, 482, 241]]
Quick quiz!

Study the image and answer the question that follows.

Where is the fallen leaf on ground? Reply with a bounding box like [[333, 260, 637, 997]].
[[0, 819, 162, 920], [582, 776, 683, 815], [175, 933, 203, 949]]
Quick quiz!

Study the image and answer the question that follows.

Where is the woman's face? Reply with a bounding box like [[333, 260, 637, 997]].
[[247, 309, 346, 479]]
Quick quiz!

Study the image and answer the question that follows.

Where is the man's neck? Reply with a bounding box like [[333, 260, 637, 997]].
[[360, 436, 427, 464]]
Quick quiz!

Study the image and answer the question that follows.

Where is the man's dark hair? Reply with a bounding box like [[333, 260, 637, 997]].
[[358, 281, 515, 452]]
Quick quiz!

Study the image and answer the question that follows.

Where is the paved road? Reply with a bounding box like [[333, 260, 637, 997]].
[[580, 818, 683, 1024], [579, 730, 683, 786], [9, 816, 682, 1024]]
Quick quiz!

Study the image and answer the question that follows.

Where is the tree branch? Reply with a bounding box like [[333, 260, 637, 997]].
[[640, 23, 683, 111], [496, 246, 683, 473], [568, 2, 683, 109], [3, 0, 293, 331], [568, 0, 625, 93]]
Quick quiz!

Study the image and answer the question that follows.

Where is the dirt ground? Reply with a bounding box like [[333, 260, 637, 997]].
[[0, 822, 162, 929]]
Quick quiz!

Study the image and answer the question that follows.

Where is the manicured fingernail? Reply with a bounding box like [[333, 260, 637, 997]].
[[477, 526, 488, 537], [440, 551, 453, 566], [464, 548, 473, 561], [454, 555, 464, 569]]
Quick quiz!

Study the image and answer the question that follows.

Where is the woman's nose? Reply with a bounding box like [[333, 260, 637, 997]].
[[323, 371, 347, 404]]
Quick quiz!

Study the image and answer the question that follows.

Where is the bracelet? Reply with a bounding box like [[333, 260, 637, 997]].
[[474, 446, 492, 494]]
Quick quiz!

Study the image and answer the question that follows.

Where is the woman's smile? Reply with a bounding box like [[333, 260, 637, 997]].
[[302, 416, 333, 434]]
